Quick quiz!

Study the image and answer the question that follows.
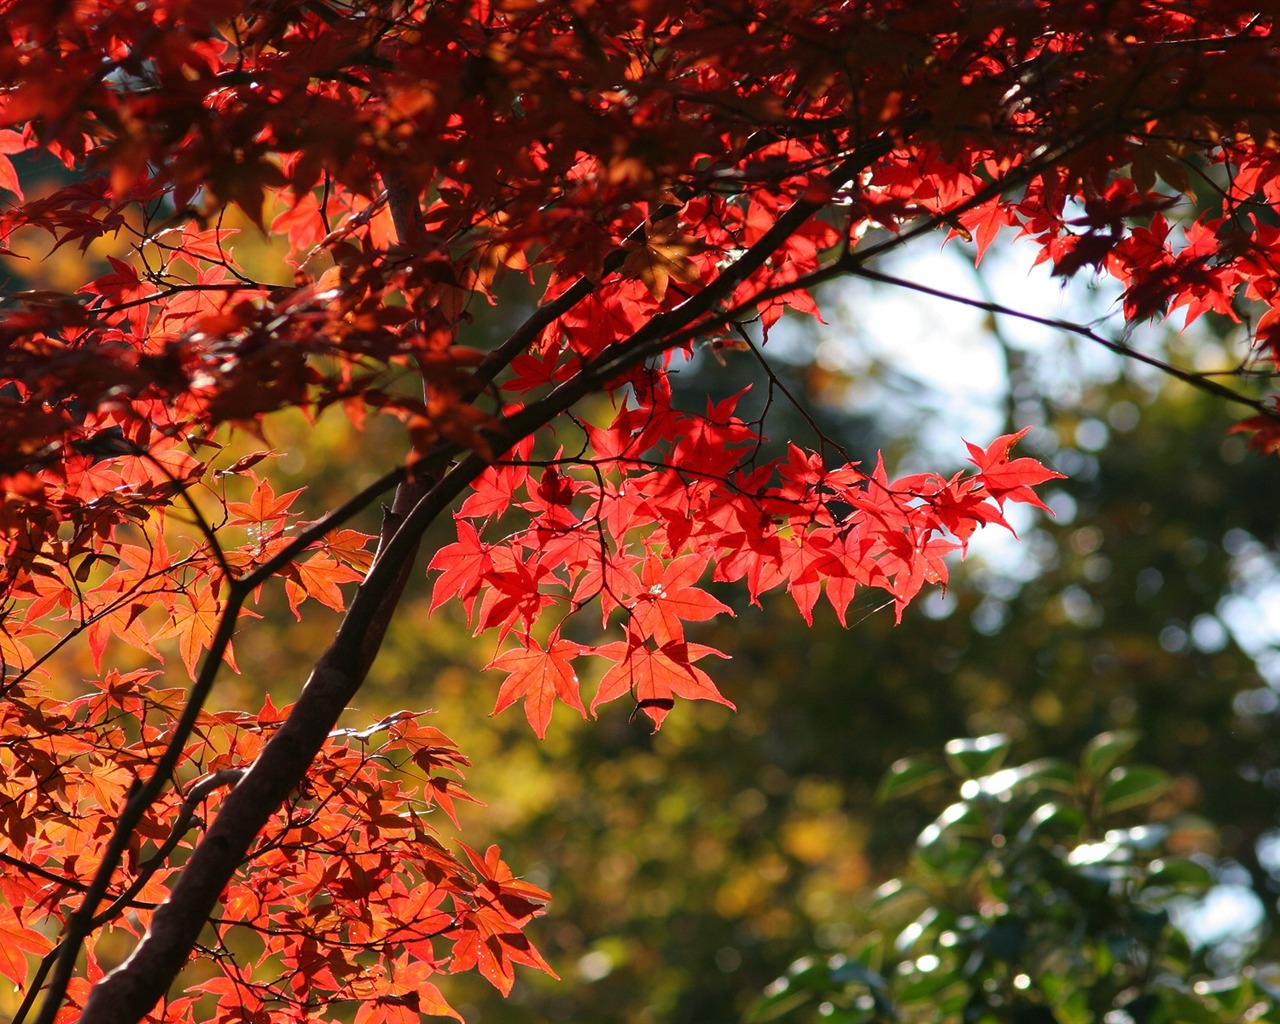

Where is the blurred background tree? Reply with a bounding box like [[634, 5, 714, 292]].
[[749, 732, 1277, 1024]]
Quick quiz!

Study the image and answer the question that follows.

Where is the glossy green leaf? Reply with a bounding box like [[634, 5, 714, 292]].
[[877, 757, 949, 802], [1017, 801, 1086, 844], [917, 801, 986, 848], [1018, 758, 1078, 793], [748, 985, 815, 1022], [1080, 730, 1140, 784], [944, 733, 1011, 778], [828, 958, 894, 1015], [867, 881, 930, 926], [750, 958, 829, 1021], [1098, 765, 1172, 815]]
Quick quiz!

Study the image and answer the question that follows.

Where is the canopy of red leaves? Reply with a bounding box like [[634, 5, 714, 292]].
[[1, 3, 1277, 1024]]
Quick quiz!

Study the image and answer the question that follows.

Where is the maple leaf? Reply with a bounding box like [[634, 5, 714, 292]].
[[501, 349, 576, 395], [486, 635, 587, 738], [0, 129, 25, 202], [1229, 410, 1280, 456], [449, 845, 555, 997], [352, 958, 461, 1024], [225, 476, 306, 529], [0, 913, 54, 988], [158, 582, 238, 678], [427, 519, 492, 619], [779, 532, 845, 626], [629, 552, 734, 642], [592, 636, 733, 729], [425, 776, 480, 828], [621, 225, 705, 302], [460, 843, 554, 927], [473, 550, 559, 639], [458, 462, 530, 520], [964, 427, 1066, 514], [284, 551, 363, 618]]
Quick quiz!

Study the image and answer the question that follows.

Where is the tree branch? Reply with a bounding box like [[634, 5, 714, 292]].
[[842, 264, 1277, 417], [78, 465, 444, 1024]]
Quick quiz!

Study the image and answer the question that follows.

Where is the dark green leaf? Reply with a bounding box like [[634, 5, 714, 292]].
[[877, 757, 949, 802], [749, 958, 831, 1021], [1016, 801, 1086, 844], [944, 733, 1011, 778], [748, 986, 815, 1022], [867, 880, 930, 925], [980, 917, 1027, 960], [1080, 730, 1140, 784], [1141, 856, 1212, 891], [1099, 766, 1172, 815]]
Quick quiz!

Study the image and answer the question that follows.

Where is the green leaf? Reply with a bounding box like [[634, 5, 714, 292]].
[[1141, 855, 1208, 896], [980, 916, 1027, 960], [913, 836, 985, 881], [748, 985, 814, 1022], [964, 758, 1075, 802], [867, 880, 930, 926], [877, 757, 949, 802], [1017, 800, 1086, 844], [829, 959, 889, 991], [1019, 757, 1078, 793], [894, 967, 953, 1001], [1080, 730, 1140, 784], [783, 956, 834, 993], [750, 958, 829, 1021], [1104, 823, 1168, 850], [892, 907, 940, 955], [944, 733, 1011, 778], [1159, 986, 1233, 1024], [917, 801, 986, 847], [828, 958, 894, 1015], [1098, 765, 1172, 815], [813, 1007, 868, 1024]]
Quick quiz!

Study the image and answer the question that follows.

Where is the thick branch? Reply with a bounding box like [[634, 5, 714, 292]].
[[75, 169, 474, 1024], [30, 586, 248, 1024], [78, 469, 437, 1024]]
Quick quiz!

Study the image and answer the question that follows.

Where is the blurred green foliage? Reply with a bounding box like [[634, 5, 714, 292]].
[[750, 731, 1277, 1024]]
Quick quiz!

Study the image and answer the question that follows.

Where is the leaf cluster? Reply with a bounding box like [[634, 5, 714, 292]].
[[752, 732, 1274, 1024]]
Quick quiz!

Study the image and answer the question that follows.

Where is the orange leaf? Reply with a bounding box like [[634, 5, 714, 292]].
[[486, 636, 586, 738]]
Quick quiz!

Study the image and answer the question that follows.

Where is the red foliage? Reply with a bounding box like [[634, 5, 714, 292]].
[[0, 3, 1277, 1024]]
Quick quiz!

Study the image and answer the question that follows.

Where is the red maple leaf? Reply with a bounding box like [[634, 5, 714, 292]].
[[427, 519, 492, 618], [592, 635, 733, 729], [1229, 410, 1280, 456], [225, 476, 306, 529], [351, 959, 461, 1024], [964, 427, 1065, 513], [629, 552, 734, 642], [486, 635, 587, 738], [449, 845, 555, 997]]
